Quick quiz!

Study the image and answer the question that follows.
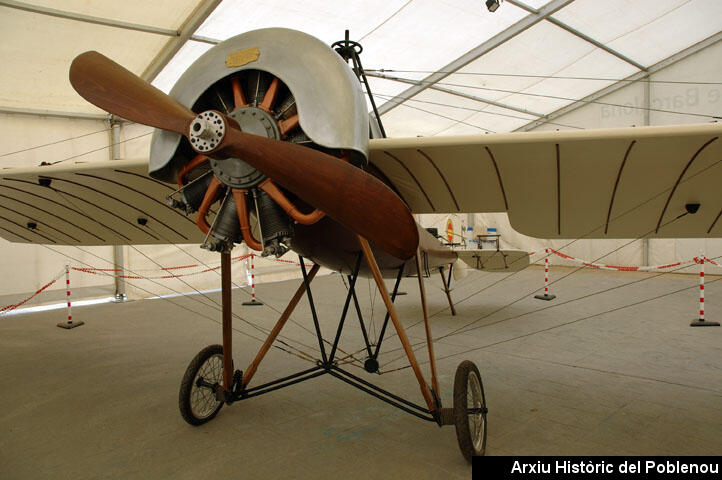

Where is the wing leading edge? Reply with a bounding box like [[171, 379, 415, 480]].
[[369, 123, 722, 239]]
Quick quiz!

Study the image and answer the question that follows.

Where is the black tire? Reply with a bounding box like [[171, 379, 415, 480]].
[[453, 360, 487, 461], [179, 344, 225, 426]]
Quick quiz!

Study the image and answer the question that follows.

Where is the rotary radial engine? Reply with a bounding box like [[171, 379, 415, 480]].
[[151, 28, 370, 256]]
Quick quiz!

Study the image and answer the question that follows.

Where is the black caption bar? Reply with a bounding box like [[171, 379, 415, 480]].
[[473, 457, 721, 479]]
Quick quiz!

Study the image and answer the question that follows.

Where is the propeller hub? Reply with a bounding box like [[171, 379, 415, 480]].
[[189, 111, 226, 152], [209, 106, 280, 189], [228, 107, 280, 140]]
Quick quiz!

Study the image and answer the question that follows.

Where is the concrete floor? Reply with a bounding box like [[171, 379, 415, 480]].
[[1, 265, 721, 479]]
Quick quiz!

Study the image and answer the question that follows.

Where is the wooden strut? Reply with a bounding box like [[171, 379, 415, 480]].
[[221, 251, 234, 392], [439, 266, 456, 316], [242, 263, 321, 388], [357, 236, 436, 413], [415, 250, 440, 397]]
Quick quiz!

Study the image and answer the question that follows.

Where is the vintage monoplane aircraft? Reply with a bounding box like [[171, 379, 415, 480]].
[[1, 28, 721, 461]]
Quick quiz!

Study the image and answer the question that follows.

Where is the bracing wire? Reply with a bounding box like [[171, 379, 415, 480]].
[[124, 242, 320, 353], [370, 91, 585, 131], [144, 224, 366, 366], [50, 131, 153, 165], [377, 153, 722, 351], [366, 69, 722, 86], [0, 127, 114, 157], [370, 74, 721, 120], [379, 272, 722, 375], [4, 73, 715, 168], [73, 242, 319, 361], [37, 243, 318, 364], [37, 190, 322, 363], [379, 241, 722, 370]]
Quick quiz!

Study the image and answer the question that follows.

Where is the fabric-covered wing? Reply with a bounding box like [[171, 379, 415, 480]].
[[369, 123, 722, 238], [0, 159, 204, 245]]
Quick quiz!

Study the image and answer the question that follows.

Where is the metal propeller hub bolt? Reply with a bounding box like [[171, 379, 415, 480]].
[[189, 111, 226, 152]]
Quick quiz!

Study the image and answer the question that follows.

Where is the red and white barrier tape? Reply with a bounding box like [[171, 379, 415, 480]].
[[532, 248, 715, 272], [71, 252, 313, 281], [694, 256, 718, 267], [252, 253, 314, 267], [0, 268, 65, 315], [1, 250, 317, 315], [73, 254, 254, 280]]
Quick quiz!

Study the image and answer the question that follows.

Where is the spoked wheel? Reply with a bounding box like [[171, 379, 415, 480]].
[[179, 344, 225, 426], [453, 360, 487, 461]]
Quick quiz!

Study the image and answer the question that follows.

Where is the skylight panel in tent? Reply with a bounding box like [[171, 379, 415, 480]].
[[379, 84, 540, 137], [364, 77, 414, 114], [152, 41, 214, 94], [358, 0, 526, 81], [513, 48, 638, 113], [193, 0, 414, 45], [443, 21, 637, 116], [158, 0, 527, 109], [381, 96, 466, 138], [435, 104, 537, 136], [553, 0, 722, 67], [519, 0, 557, 9]]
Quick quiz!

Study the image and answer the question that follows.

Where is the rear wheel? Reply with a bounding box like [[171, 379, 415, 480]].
[[179, 344, 225, 425], [453, 360, 487, 461]]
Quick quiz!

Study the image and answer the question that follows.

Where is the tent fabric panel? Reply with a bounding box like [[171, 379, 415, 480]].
[[444, 21, 637, 115], [0, 114, 111, 169], [19, 0, 202, 31], [381, 100, 461, 138], [0, 8, 170, 113], [554, 0, 722, 67]]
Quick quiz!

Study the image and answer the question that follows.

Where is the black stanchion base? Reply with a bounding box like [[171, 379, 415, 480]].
[[690, 319, 720, 327], [242, 299, 263, 306], [57, 321, 85, 329], [534, 293, 556, 301]]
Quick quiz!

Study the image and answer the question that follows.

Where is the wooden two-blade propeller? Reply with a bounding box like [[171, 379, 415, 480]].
[[69, 51, 418, 260]]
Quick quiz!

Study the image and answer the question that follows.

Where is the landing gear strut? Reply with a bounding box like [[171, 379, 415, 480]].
[[177, 240, 488, 462]]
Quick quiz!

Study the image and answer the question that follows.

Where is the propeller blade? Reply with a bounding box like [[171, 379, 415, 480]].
[[68, 51, 419, 260], [69, 51, 195, 135], [218, 128, 419, 260]]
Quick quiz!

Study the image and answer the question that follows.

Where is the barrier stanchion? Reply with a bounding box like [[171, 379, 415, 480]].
[[691, 255, 719, 327], [534, 248, 556, 301], [57, 264, 84, 329], [243, 254, 263, 306]]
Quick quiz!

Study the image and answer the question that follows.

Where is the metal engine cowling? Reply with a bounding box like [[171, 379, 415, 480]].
[[151, 28, 369, 255]]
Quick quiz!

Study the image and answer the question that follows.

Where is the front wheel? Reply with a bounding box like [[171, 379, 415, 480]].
[[453, 360, 487, 461], [179, 344, 225, 425]]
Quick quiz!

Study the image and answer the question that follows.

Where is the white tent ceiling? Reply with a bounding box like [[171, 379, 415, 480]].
[[1, 0, 720, 135]]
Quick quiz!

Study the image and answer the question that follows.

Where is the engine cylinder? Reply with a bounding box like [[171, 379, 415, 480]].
[[257, 190, 293, 257], [181, 174, 213, 213], [212, 193, 241, 245]]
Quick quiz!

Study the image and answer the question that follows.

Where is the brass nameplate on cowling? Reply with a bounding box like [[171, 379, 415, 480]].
[[225, 48, 260, 67]]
